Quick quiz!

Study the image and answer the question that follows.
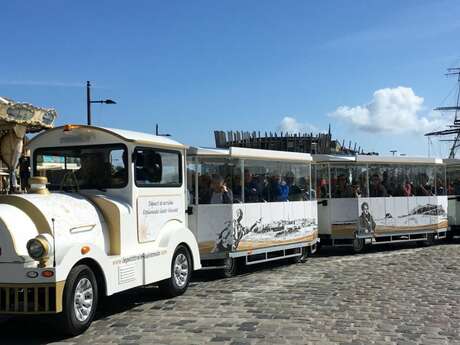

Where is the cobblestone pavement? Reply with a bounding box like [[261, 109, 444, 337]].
[[2, 242, 460, 345]]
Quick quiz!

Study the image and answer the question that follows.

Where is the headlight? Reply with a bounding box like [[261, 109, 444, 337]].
[[27, 237, 49, 260]]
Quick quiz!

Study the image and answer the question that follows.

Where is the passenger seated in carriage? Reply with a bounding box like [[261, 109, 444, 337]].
[[334, 174, 353, 198], [268, 172, 289, 202], [351, 181, 362, 197], [286, 171, 303, 201], [400, 178, 414, 196], [369, 173, 388, 197], [205, 174, 234, 204], [415, 173, 433, 196], [244, 169, 260, 203]]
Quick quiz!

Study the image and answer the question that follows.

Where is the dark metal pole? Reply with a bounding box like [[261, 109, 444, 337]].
[[86, 81, 91, 125]]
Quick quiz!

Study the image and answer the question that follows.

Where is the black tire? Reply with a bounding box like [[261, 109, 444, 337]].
[[159, 245, 192, 298], [222, 257, 238, 278], [59, 265, 98, 336], [352, 238, 365, 253]]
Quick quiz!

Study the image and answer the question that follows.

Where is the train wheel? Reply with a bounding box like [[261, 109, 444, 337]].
[[352, 238, 365, 253], [159, 245, 192, 297], [222, 257, 238, 278], [59, 264, 98, 336]]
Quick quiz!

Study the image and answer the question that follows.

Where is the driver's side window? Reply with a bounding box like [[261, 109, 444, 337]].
[[134, 148, 182, 187]]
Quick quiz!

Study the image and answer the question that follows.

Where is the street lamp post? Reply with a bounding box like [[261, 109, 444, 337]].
[[86, 81, 117, 125]]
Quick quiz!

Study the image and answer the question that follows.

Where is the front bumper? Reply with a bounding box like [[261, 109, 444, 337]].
[[0, 281, 64, 314]]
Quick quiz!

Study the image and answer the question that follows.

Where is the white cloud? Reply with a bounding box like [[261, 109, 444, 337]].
[[278, 116, 323, 134], [329, 86, 447, 134]]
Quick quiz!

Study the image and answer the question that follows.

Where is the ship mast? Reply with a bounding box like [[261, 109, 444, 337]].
[[425, 68, 460, 158]]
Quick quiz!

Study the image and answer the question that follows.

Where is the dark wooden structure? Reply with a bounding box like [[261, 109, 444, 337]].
[[214, 126, 375, 155]]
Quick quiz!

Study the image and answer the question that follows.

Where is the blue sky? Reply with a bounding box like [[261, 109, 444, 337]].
[[2, 1, 460, 156]]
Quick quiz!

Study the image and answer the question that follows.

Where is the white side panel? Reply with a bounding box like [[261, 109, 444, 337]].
[[330, 199, 358, 225], [234, 201, 317, 252], [356, 196, 448, 238], [317, 200, 331, 235], [328, 198, 359, 238], [195, 204, 233, 255], [447, 197, 458, 226], [137, 195, 183, 243], [196, 202, 317, 257]]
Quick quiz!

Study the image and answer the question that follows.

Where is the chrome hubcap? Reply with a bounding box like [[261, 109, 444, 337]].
[[73, 277, 93, 322], [173, 253, 189, 288]]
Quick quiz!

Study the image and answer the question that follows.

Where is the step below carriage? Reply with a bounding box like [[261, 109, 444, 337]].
[[0, 124, 456, 335]]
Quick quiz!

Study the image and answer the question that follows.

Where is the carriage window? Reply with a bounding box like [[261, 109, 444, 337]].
[[242, 160, 272, 203], [368, 165, 391, 197], [330, 164, 368, 198], [435, 166, 446, 196], [447, 164, 460, 195], [287, 162, 313, 201], [242, 160, 312, 202], [413, 165, 435, 196], [196, 158, 239, 204], [367, 165, 436, 197], [186, 157, 197, 205], [315, 164, 329, 198], [135, 148, 182, 187]]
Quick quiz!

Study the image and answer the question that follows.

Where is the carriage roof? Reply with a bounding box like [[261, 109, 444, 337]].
[[188, 147, 312, 162]]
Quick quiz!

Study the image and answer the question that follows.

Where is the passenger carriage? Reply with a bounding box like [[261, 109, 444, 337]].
[[0, 125, 202, 335], [186, 147, 319, 276], [314, 155, 448, 252]]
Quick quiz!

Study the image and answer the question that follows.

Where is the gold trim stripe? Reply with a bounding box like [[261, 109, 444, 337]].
[[199, 233, 318, 255], [331, 220, 449, 237], [89, 196, 121, 255], [0, 195, 51, 234]]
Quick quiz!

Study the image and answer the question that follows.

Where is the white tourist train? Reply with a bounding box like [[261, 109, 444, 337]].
[[0, 125, 318, 335], [314, 155, 448, 252]]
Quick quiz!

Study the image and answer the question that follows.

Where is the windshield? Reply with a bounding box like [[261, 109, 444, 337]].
[[34, 144, 128, 191]]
